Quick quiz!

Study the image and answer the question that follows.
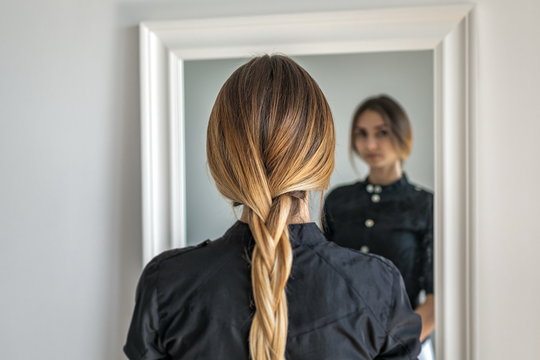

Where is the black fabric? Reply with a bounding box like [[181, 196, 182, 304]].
[[124, 221, 421, 359], [323, 174, 434, 309]]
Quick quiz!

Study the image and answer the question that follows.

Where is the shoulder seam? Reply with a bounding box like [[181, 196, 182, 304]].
[[408, 182, 434, 195], [305, 244, 387, 332], [152, 239, 214, 265]]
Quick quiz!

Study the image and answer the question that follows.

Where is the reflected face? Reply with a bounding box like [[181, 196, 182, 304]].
[[353, 110, 400, 169]]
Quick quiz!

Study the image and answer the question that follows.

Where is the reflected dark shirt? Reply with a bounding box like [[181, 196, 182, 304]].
[[124, 221, 421, 359], [323, 174, 434, 309]]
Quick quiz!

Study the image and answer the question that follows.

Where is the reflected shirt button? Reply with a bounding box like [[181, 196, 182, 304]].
[[371, 194, 380, 203], [366, 184, 374, 193], [374, 185, 382, 193], [360, 245, 370, 253], [365, 219, 375, 228]]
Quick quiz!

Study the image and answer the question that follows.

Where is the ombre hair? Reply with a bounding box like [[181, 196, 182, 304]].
[[206, 55, 335, 360], [350, 95, 413, 160]]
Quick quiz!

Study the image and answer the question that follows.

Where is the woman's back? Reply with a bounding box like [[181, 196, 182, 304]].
[[124, 55, 421, 359], [124, 221, 420, 359]]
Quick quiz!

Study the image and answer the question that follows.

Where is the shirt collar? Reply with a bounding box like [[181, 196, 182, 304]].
[[361, 172, 409, 193], [232, 220, 324, 248]]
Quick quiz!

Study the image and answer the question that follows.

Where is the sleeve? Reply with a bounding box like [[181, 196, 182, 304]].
[[376, 267, 422, 359], [420, 196, 434, 295], [123, 259, 168, 360]]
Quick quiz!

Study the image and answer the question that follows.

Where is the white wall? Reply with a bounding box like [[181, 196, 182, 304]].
[[0, 0, 538, 359], [473, 0, 540, 358]]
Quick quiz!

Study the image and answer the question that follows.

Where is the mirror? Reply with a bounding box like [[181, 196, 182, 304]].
[[139, 5, 474, 360]]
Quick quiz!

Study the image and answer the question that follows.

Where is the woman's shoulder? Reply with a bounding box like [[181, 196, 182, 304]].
[[313, 240, 404, 305], [142, 238, 214, 271], [158, 233, 239, 269], [310, 241, 421, 342], [137, 234, 242, 297], [406, 180, 433, 198], [403, 181, 434, 213]]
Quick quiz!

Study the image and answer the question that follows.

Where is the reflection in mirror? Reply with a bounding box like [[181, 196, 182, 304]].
[[184, 51, 434, 358], [322, 93, 435, 359]]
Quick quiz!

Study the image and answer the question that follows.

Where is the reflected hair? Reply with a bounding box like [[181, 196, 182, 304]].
[[206, 55, 335, 360], [350, 94, 413, 161]]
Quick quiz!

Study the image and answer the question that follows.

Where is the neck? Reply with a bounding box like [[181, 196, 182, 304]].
[[239, 197, 311, 224], [368, 162, 403, 185]]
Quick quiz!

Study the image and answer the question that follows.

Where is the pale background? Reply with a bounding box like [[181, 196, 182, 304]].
[[0, 0, 539, 359], [184, 51, 433, 244]]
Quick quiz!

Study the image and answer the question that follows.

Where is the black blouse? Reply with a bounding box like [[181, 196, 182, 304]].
[[323, 174, 434, 309], [124, 221, 421, 359]]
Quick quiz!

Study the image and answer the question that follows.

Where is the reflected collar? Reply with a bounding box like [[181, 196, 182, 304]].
[[361, 173, 409, 193]]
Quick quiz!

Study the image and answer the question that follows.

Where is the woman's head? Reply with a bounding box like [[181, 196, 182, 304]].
[[207, 55, 335, 219], [206, 54, 334, 360], [350, 95, 412, 169]]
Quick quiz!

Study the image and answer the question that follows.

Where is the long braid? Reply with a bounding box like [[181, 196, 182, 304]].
[[248, 195, 294, 360]]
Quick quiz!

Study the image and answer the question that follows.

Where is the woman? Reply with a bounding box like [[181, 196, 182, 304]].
[[124, 56, 421, 360], [323, 95, 435, 357]]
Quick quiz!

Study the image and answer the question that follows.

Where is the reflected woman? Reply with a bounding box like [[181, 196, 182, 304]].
[[323, 95, 435, 357], [124, 57, 421, 359]]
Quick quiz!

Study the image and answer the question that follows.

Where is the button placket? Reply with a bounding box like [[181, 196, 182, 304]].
[[364, 181, 378, 255]]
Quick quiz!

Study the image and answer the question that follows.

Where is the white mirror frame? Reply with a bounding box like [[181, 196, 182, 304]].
[[139, 5, 476, 360]]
